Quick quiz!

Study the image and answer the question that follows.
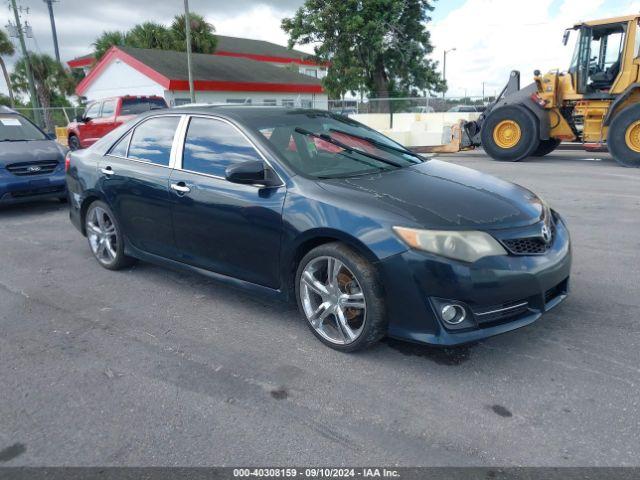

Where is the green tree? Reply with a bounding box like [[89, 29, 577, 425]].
[[282, 0, 445, 108], [92, 13, 217, 61], [11, 53, 74, 131], [93, 30, 127, 60], [127, 22, 174, 51], [0, 30, 16, 107], [170, 13, 217, 54]]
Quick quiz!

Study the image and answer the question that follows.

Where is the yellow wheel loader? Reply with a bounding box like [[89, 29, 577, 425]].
[[416, 14, 640, 167]]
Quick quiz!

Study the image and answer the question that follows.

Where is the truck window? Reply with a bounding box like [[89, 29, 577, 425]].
[[120, 98, 167, 115]]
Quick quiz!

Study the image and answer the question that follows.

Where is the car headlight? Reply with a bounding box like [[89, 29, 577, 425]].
[[393, 227, 507, 263]]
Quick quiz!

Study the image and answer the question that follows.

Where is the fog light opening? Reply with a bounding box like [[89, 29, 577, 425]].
[[441, 304, 467, 325]]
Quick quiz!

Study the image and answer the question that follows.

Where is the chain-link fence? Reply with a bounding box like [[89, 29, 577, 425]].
[[327, 96, 495, 114], [12, 106, 82, 133]]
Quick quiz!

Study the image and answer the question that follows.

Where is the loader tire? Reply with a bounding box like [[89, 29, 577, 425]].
[[481, 105, 540, 162], [608, 103, 640, 167], [532, 138, 561, 157]]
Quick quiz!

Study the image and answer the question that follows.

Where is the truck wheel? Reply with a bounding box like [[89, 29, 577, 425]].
[[481, 105, 540, 162], [532, 138, 561, 157], [68, 135, 81, 151], [608, 104, 640, 167]]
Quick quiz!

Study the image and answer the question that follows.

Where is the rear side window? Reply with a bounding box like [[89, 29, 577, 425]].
[[121, 97, 167, 115], [182, 117, 262, 177], [109, 131, 132, 157], [128, 116, 180, 166], [101, 100, 116, 117]]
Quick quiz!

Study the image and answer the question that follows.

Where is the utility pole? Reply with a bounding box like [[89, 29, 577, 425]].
[[442, 47, 456, 99], [43, 0, 60, 63], [9, 0, 42, 126], [184, 0, 195, 103]]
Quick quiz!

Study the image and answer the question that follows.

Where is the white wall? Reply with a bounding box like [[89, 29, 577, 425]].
[[82, 59, 166, 101], [167, 90, 329, 109], [352, 112, 481, 147]]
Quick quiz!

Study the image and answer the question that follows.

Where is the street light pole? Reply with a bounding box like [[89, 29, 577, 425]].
[[184, 0, 195, 103], [43, 0, 60, 63], [442, 47, 456, 99], [10, 0, 42, 127]]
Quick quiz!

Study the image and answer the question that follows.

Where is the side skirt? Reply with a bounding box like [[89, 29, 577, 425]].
[[124, 240, 288, 302]]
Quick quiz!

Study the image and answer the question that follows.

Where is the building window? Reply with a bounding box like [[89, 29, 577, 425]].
[[174, 98, 192, 106], [305, 68, 318, 78], [301, 100, 313, 108], [226, 99, 252, 104], [263, 99, 277, 106], [282, 99, 294, 108]]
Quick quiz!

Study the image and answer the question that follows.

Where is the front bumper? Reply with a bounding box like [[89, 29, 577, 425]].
[[379, 215, 572, 346], [0, 169, 67, 205]]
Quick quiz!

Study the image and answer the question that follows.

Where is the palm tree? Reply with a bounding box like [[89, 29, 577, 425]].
[[11, 53, 73, 131], [93, 31, 127, 60], [127, 22, 174, 51], [0, 30, 16, 107], [170, 13, 217, 54]]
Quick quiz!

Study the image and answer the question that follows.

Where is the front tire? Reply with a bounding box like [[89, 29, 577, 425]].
[[481, 105, 540, 162], [68, 135, 81, 151], [85, 200, 133, 270], [532, 138, 561, 157], [608, 104, 640, 167], [295, 242, 386, 352]]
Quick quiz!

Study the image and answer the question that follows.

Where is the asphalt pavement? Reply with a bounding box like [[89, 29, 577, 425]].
[[0, 150, 639, 466]]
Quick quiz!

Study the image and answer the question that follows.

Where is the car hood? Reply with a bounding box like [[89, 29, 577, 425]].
[[0, 140, 65, 166], [316, 160, 544, 229]]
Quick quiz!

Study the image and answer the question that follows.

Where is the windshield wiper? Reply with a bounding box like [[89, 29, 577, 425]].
[[294, 127, 404, 168], [329, 128, 423, 162]]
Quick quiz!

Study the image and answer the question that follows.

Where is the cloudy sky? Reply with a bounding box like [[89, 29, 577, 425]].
[[0, 0, 638, 98]]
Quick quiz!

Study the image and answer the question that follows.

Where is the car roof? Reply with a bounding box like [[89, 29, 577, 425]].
[[166, 105, 331, 121]]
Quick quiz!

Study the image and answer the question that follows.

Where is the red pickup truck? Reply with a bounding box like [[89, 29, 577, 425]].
[[67, 95, 167, 150]]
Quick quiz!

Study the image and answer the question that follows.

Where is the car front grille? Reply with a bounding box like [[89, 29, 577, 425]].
[[6, 160, 59, 176], [501, 222, 556, 255]]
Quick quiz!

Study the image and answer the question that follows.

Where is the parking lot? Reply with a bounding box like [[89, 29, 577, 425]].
[[0, 149, 639, 466]]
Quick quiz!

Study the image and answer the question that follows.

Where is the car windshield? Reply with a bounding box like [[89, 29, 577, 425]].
[[0, 115, 47, 141], [120, 97, 167, 115], [246, 110, 423, 179]]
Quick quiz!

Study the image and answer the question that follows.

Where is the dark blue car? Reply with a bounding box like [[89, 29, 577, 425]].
[[66, 107, 571, 351], [0, 106, 68, 205]]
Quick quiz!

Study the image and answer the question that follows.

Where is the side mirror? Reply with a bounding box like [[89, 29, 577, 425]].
[[75, 114, 90, 123], [562, 29, 571, 46], [225, 160, 280, 187], [46, 132, 56, 140]]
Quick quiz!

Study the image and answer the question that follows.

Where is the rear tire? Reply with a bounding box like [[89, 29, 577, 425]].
[[532, 138, 561, 157], [295, 242, 387, 352], [68, 135, 81, 151], [481, 105, 540, 162], [608, 103, 640, 167], [85, 200, 134, 271]]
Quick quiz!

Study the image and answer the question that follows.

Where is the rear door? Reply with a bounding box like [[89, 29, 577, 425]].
[[99, 114, 183, 259], [169, 115, 286, 288]]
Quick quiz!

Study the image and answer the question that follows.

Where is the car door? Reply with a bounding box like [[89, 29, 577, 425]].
[[80, 102, 103, 146], [169, 115, 286, 289], [95, 99, 117, 138], [99, 114, 183, 259]]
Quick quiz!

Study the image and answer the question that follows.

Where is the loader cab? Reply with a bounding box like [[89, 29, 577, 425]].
[[566, 19, 634, 95]]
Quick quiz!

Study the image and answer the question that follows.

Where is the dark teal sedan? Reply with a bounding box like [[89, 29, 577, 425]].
[[66, 106, 571, 351]]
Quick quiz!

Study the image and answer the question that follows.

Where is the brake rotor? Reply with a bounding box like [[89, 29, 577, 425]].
[[338, 271, 360, 320]]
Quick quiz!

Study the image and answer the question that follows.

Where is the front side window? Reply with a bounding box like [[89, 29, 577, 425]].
[[0, 115, 47, 141], [245, 111, 422, 179], [84, 103, 101, 120], [101, 100, 116, 118], [182, 117, 262, 177], [128, 116, 180, 166]]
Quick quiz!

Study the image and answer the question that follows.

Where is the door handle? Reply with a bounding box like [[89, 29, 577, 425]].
[[101, 166, 115, 176], [171, 182, 191, 194]]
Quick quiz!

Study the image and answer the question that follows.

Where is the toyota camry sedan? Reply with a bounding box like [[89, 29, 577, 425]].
[[66, 106, 571, 351]]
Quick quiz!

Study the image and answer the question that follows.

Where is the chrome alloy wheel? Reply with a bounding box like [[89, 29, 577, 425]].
[[300, 256, 366, 345], [86, 206, 118, 265]]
